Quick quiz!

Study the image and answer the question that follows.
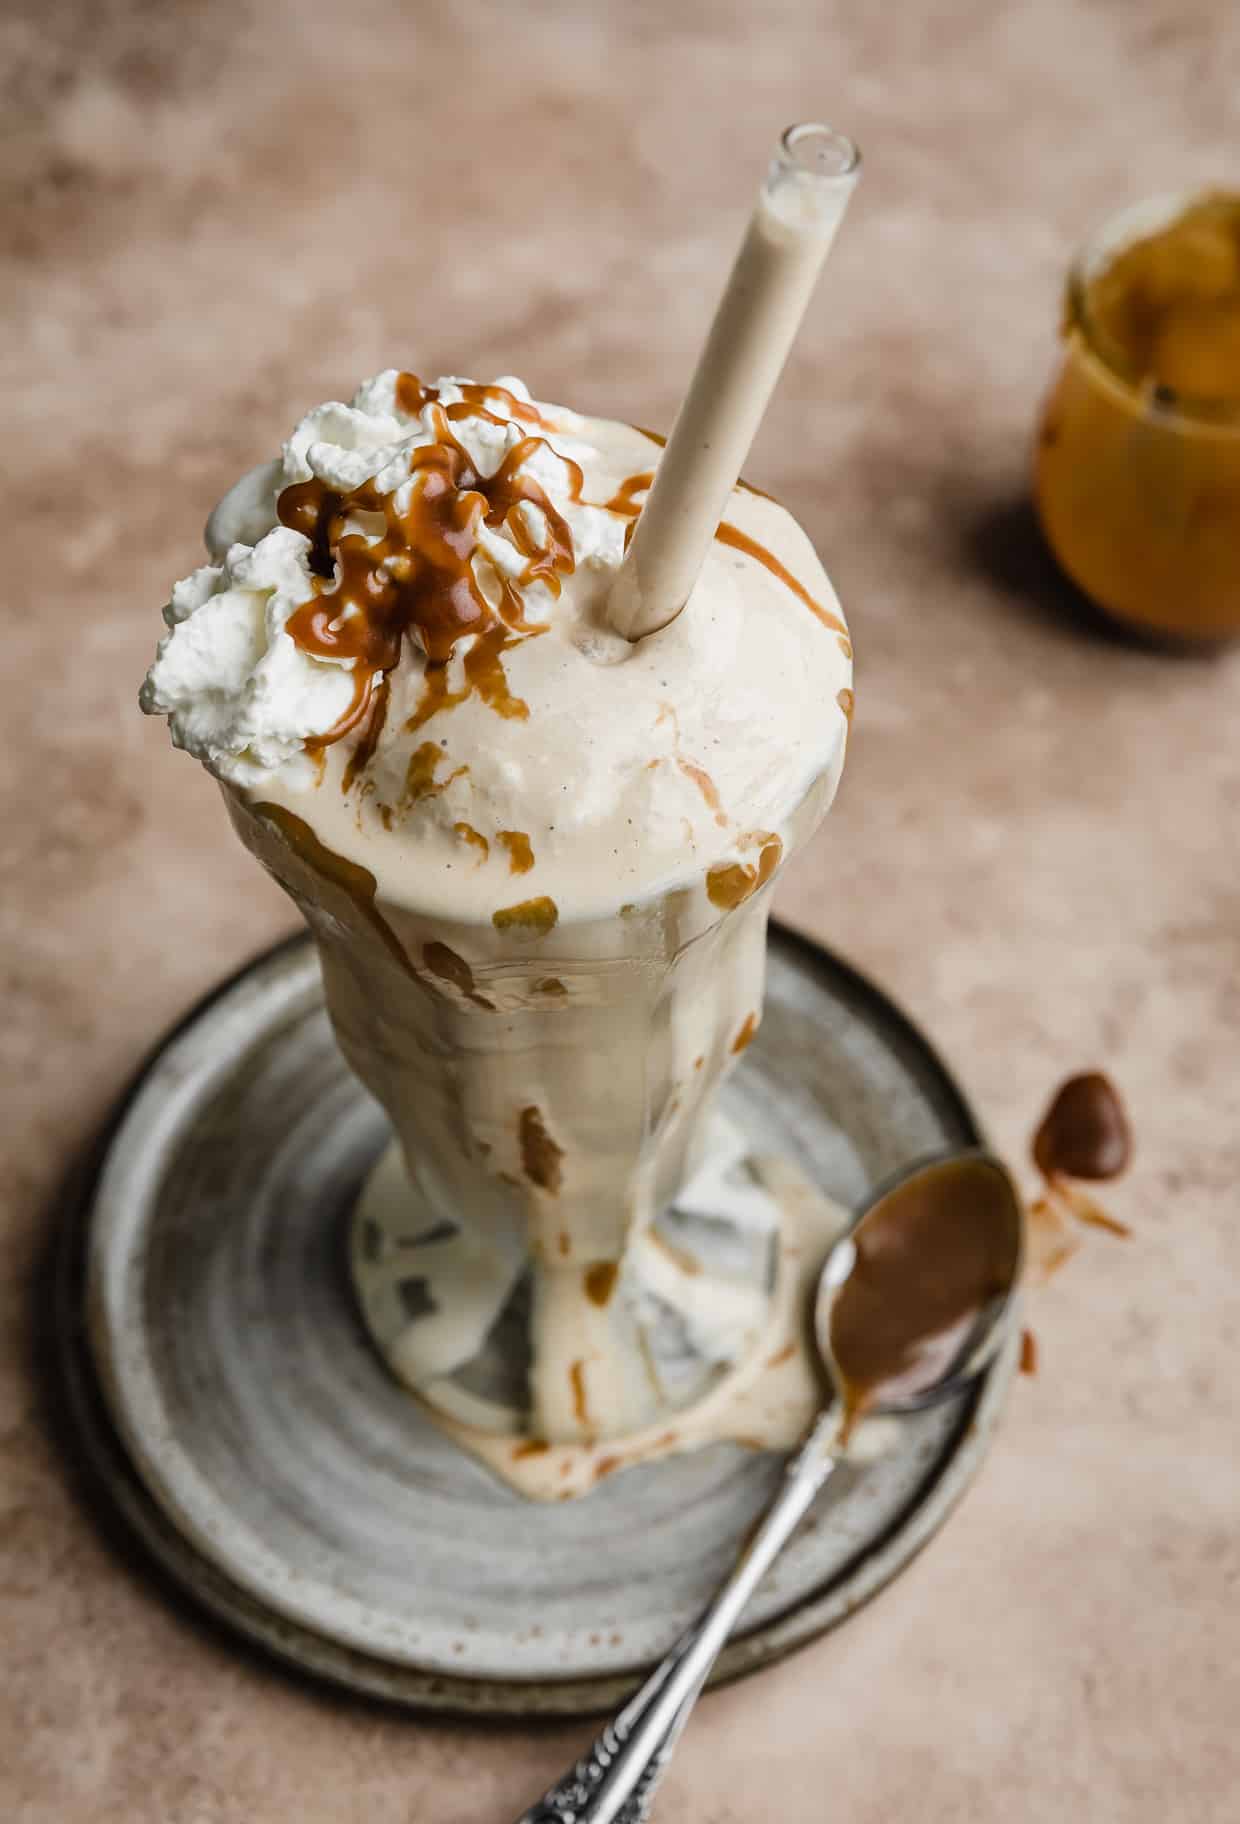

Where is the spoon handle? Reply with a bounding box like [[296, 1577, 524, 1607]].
[[517, 1411, 842, 1824]]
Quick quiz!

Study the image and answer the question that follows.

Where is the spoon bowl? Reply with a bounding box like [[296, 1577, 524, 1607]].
[[815, 1149, 1025, 1428]]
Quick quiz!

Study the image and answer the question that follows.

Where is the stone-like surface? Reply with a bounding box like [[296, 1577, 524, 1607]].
[[2, 1, 1238, 1819]]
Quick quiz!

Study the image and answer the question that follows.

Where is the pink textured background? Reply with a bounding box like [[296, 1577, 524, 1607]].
[[3, 2, 1239, 1818]]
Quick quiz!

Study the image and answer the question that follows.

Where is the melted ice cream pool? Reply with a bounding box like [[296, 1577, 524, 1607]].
[[397, 1154, 864, 1501]]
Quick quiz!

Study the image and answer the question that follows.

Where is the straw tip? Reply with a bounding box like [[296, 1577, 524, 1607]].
[[777, 123, 861, 183], [765, 126, 860, 238]]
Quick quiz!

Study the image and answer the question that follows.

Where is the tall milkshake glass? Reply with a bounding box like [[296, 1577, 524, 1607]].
[[143, 125, 859, 1472]]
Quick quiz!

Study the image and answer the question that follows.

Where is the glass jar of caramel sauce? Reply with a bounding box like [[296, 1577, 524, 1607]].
[[1035, 191, 1240, 640]]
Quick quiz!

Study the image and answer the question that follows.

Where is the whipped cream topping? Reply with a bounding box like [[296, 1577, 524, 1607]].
[[141, 371, 852, 918], [141, 373, 615, 789]]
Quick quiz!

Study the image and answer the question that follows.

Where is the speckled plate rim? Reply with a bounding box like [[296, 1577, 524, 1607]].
[[53, 925, 1016, 1720]]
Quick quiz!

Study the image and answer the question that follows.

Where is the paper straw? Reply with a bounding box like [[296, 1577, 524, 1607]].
[[606, 123, 860, 641]]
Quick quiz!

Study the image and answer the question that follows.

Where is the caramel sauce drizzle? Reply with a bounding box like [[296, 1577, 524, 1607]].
[[493, 895, 558, 934], [706, 836, 783, 910], [520, 1106, 564, 1193], [398, 374, 544, 427], [676, 757, 727, 827], [277, 375, 583, 766], [731, 1012, 759, 1054], [453, 821, 489, 863], [713, 523, 848, 636], [584, 1261, 619, 1307], [653, 702, 728, 828], [401, 741, 468, 810], [422, 940, 494, 1011], [570, 1359, 590, 1427], [646, 1228, 702, 1277], [603, 461, 847, 636], [339, 678, 391, 793], [403, 621, 531, 735], [604, 470, 655, 515], [497, 830, 535, 875], [249, 802, 416, 979]]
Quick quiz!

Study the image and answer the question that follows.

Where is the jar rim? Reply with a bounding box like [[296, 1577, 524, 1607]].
[[1066, 188, 1240, 430]]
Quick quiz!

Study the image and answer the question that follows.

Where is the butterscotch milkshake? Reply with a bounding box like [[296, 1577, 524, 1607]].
[[141, 129, 859, 1484], [143, 114, 860, 1488]]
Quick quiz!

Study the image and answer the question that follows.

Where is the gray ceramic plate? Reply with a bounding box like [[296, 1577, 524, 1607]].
[[57, 926, 1015, 1717]]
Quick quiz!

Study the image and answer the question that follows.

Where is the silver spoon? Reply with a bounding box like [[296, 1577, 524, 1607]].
[[517, 1149, 1024, 1824]]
